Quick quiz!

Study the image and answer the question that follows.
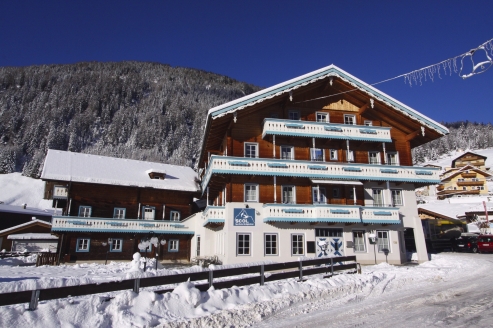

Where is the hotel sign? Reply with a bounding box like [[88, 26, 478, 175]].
[[233, 208, 255, 226]]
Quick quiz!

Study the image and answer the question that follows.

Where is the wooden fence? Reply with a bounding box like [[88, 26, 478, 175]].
[[0, 255, 360, 310]]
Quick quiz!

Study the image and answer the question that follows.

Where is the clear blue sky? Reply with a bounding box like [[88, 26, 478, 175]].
[[1, 1, 492, 124]]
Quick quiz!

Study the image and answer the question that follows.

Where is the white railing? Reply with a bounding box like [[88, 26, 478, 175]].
[[262, 118, 392, 142], [201, 155, 440, 190], [51, 216, 193, 234]]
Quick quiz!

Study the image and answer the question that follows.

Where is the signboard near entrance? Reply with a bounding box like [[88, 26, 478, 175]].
[[233, 208, 255, 226]]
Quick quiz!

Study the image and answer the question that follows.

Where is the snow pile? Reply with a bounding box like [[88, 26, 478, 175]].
[[0, 254, 37, 266]]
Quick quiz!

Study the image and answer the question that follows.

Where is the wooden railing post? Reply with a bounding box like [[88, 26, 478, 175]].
[[299, 260, 303, 281], [208, 270, 214, 288], [133, 278, 140, 294], [260, 264, 264, 286], [29, 290, 40, 311], [330, 258, 334, 276]]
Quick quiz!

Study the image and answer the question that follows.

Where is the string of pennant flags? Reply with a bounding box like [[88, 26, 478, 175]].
[[296, 37, 493, 104]]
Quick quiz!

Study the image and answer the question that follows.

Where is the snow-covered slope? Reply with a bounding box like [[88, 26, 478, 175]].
[[0, 173, 51, 210]]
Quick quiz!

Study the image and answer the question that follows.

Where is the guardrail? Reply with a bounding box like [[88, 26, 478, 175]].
[[0, 255, 359, 310]]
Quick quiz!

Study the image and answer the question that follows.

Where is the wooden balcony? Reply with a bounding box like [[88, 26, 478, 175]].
[[262, 118, 392, 143], [461, 172, 477, 178], [437, 185, 445, 191], [51, 216, 194, 234], [201, 155, 441, 191], [457, 180, 484, 186]]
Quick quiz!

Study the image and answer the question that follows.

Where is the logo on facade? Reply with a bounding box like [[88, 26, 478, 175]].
[[233, 208, 255, 226]]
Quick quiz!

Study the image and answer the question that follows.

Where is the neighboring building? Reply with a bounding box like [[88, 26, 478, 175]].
[[41, 150, 200, 263], [189, 65, 447, 265], [437, 164, 492, 199], [0, 219, 53, 251], [0, 204, 52, 231], [417, 207, 464, 252], [451, 152, 489, 170]]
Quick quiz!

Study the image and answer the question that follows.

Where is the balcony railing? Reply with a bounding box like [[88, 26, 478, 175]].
[[200, 204, 400, 225], [262, 118, 392, 143], [457, 180, 484, 186], [51, 216, 194, 234], [201, 155, 441, 191]]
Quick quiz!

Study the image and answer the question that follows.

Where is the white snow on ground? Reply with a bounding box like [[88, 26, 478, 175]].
[[0, 253, 488, 327], [0, 173, 52, 209]]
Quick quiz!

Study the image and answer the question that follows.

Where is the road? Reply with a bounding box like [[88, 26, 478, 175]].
[[255, 253, 493, 328]]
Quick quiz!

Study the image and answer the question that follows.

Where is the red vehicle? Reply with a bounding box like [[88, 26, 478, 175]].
[[477, 235, 493, 253]]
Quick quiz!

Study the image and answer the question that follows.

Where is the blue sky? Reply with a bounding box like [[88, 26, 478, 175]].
[[1, 1, 492, 124]]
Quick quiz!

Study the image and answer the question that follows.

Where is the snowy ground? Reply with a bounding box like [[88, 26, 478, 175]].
[[1, 252, 492, 327]]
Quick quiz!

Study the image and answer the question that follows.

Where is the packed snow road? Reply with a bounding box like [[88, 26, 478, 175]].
[[255, 253, 493, 328]]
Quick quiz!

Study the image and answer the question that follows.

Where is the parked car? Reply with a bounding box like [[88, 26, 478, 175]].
[[477, 235, 493, 253], [453, 233, 479, 253]]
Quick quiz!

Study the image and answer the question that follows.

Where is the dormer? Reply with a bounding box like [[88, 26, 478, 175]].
[[146, 169, 166, 180]]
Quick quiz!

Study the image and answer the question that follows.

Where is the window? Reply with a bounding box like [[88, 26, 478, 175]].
[[332, 187, 341, 199], [168, 239, 179, 252], [316, 112, 329, 122], [288, 110, 300, 120], [329, 149, 338, 160], [142, 206, 155, 220], [364, 120, 373, 126], [312, 187, 327, 204], [237, 233, 251, 255], [369, 151, 380, 164], [346, 150, 354, 162], [110, 239, 123, 252], [391, 189, 403, 206], [196, 235, 201, 256], [372, 189, 384, 206], [377, 231, 390, 252], [244, 142, 258, 158], [282, 185, 296, 204], [245, 184, 259, 202], [113, 208, 126, 219], [281, 146, 294, 160], [170, 211, 181, 221], [291, 234, 304, 255], [457, 178, 465, 182], [344, 114, 356, 125], [264, 233, 278, 256], [78, 206, 92, 218], [76, 238, 90, 252], [353, 231, 366, 252], [349, 188, 355, 200], [316, 228, 343, 237], [386, 152, 399, 165], [310, 148, 324, 162]]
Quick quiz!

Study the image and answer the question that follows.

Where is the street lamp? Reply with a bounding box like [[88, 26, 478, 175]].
[[155, 238, 166, 270], [102, 238, 112, 265]]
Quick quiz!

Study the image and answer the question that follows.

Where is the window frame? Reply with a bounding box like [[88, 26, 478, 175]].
[[312, 187, 327, 204], [113, 207, 126, 219], [170, 210, 181, 221], [391, 189, 404, 206], [372, 188, 384, 206], [353, 230, 366, 252], [332, 187, 341, 199], [244, 183, 259, 202], [78, 206, 92, 218], [264, 233, 279, 256], [244, 142, 259, 158], [236, 233, 252, 256], [288, 110, 300, 120], [344, 114, 356, 125], [110, 238, 123, 252], [377, 230, 390, 253], [310, 148, 325, 162], [329, 149, 338, 161], [280, 145, 294, 160], [291, 233, 305, 256], [346, 150, 354, 162], [369, 151, 381, 165], [386, 152, 399, 165], [282, 185, 296, 204], [168, 239, 179, 252], [142, 206, 156, 220], [76, 238, 90, 252], [364, 120, 373, 126], [316, 112, 329, 123]]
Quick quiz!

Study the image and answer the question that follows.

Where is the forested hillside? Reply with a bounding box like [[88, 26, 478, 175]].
[[412, 121, 493, 164], [0, 62, 260, 177]]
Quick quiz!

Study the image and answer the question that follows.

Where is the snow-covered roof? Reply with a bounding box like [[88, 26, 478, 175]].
[[41, 150, 200, 192], [0, 204, 52, 217], [206, 64, 449, 135], [7, 233, 58, 240], [0, 219, 51, 235]]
